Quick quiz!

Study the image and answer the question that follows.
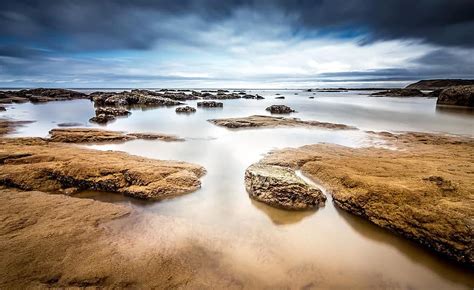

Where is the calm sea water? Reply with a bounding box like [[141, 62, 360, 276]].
[[2, 89, 473, 288]]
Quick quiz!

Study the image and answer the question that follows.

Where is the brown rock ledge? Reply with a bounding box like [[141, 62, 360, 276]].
[[48, 128, 184, 143], [0, 138, 205, 200], [253, 131, 474, 265], [209, 115, 357, 130]]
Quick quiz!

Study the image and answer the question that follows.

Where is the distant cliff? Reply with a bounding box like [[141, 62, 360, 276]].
[[406, 79, 474, 90]]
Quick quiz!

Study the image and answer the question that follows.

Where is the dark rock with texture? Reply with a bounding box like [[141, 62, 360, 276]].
[[0, 88, 87, 104], [406, 79, 474, 90], [197, 101, 223, 108], [176, 106, 196, 113], [436, 85, 474, 107], [266, 105, 296, 114], [371, 89, 425, 97]]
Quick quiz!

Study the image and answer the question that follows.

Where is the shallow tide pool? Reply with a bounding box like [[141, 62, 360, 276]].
[[3, 89, 474, 289]]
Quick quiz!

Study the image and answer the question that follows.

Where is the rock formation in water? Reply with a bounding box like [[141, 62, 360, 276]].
[[0, 137, 204, 200], [275, 96, 285, 99], [406, 79, 474, 90], [265, 105, 296, 114], [89, 107, 131, 124], [197, 101, 223, 108], [209, 115, 357, 130], [256, 131, 474, 265], [0, 88, 88, 104], [48, 128, 183, 143], [245, 163, 326, 210], [175, 106, 196, 113], [370, 89, 425, 97], [436, 85, 474, 107]]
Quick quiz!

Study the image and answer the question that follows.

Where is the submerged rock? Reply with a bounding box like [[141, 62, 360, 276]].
[[275, 96, 285, 99], [197, 101, 223, 108], [57, 122, 83, 127], [436, 85, 474, 107], [242, 94, 264, 100], [0, 137, 205, 200], [175, 106, 196, 113], [91, 90, 185, 107], [245, 164, 326, 210], [209, 115, 357, 130], [266, 105, 296, 114]]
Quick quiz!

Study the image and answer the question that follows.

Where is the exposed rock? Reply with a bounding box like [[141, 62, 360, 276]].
[[242, 94, 264, 100], [197, 101, 223, 108], [0, 106, 6, 112], [0, 137, 205, 200], [309, 96, 315, 99], [436, 85, 474, 107], [201, 93, 241, 100], [258, 132, 474, 265], [406, 79, 474, 90], [370, 89, 425, 97], [48, 128, 183, 143], [91, 90, 185, 107], [89, 107, 131, 124], [0, 88, 87, 104], [275, 96, 285, 99], [209, 115, 357, 130], [57, 122, 83, 127], [175, 106, 196, 113], [265, 105, 296, 114], [245, 164, 326, 210]]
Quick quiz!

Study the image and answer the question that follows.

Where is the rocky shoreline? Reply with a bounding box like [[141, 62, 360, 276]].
[[251, 131, 473, 265]]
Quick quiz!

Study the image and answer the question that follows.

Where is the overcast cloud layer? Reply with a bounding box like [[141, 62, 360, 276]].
[[1, 0, 474, 88]]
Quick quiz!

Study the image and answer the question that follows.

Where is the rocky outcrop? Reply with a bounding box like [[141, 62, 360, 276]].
[[91, 90, 184, 107], [259, 132, 474, 265], [48, 128, 183, 143], [370, 89, 425, 97], [0, 88, 87, 104], [0, 137, 205, 200], [175, 106, 196, 113], [436, 85, 474, 107], [406, 79, 474, 90], [209, 115, 357, 130], [275, 96, 285, 99], [245, 164, 326, 210], [201, 93, 241, 100], [0, 106, 6, 111], [242, 94, 264, 100], [197, 101, 223, 108], [266, 105, 296, 114], [89, 107, 131, 124]]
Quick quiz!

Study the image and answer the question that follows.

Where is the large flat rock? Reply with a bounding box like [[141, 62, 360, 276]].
[[257, 132, 474, 265], [0, 138, 205, 200], [209, 115, 357, 130]]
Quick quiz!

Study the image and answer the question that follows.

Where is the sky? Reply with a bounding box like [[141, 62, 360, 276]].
[[1, 0, 474, 88]]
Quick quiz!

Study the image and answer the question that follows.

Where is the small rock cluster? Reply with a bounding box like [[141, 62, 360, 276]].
[[265, 105, 296, 114], [89, 107, 131, 124], [197, 101, 223, 108], [175, 106, 196, 113]]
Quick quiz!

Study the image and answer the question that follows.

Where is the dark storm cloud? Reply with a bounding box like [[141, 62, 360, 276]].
[[1, 0, 473, 55]]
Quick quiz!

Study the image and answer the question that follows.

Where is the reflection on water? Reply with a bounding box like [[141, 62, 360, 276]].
[[3, 89, 474, 289]]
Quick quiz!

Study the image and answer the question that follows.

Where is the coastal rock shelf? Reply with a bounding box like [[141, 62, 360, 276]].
[[0, 88, 88, 104], [256, 131, 474, 265], [245, 163, 326, 210], [0, 138, 205, 200], [48, 128, 184, 143], [209, 115, 357, 130]]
